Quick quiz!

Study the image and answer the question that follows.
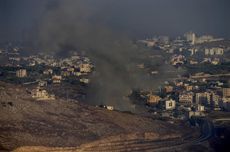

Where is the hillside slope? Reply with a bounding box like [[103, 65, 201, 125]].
[[0, 82, 197, 151]]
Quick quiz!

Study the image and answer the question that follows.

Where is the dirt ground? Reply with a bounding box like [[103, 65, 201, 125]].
[[0, 82, 199, 151]]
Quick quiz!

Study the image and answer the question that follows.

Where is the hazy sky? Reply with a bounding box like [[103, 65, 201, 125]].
[[0, 0, 230, 42]]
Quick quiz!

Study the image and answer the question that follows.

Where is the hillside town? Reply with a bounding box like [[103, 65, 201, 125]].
[[0, 32, 230, 120], [135, 32, 230, 120], [0, 47, 94, 102]]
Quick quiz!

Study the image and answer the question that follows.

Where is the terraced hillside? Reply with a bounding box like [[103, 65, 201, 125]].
[[0, 82, 200, 152]]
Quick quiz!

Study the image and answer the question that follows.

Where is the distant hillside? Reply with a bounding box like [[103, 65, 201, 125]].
[[0, 82, 198, 152]]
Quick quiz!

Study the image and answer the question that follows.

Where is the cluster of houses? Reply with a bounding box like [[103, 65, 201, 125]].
[[1, 50, 94, 101], [170, 55, 186, 66], [135, 32, 230, 119], [139, 76, 230, 119], [139, 32, 229, 67]]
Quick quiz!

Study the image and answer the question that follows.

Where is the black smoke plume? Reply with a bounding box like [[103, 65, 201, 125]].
[[39, 0, 179, 111]]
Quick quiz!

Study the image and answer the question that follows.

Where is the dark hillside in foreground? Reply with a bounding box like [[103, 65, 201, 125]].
[[0, 82, 200, 152]]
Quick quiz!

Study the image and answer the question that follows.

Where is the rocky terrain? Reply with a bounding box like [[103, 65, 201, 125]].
[[0, 81, 203, 152]]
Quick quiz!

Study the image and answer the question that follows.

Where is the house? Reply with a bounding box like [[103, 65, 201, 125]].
[[52, 75, 62, 84], [179, 92, 194, 106], [38, 80, 48, 87], [43, 69, 53, 75], [204, 47, 224, 56], [164, 85, 174, 93], [165, 99, 176, 110], [185, 85, 193, 91], [31, 87, 55, 101], [80, 78, 90, 84], [197, 104, 205, 112], [106, 106, 114, 111], [147, 94, 161, 105], [79, 63, 92, 73], [16, 69, 27, 78]]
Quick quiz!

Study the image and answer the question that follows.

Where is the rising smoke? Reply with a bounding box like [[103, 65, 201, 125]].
[[38, 0, 179, 111]]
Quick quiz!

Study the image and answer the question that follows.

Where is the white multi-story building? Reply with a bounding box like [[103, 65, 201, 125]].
[[205, 48, 224, 56], [165, 99, 176, 110], [184, 32, 196, 45]]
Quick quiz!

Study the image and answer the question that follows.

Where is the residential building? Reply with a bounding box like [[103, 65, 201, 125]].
[[197, 104, 205, 112], [43, 69, 53, 75], [196, 35, 214, 44], [179, 92, 194, 106], [79, 63, 92, 73], [80, 78, 90, 84], [106, 106, 114, 111], [52, 75, 62, 84], [223, 88, 230, 97], [184, 32, 196, 45], [205, 48, 224, 56], [165, 99, 176, 110], [164, 85, 174, 93], [185, 85, 193, 91], [38, 80, 47, 87], [16, 69, 27, 78], [147, 94, 161, 105], [31, 87, 55, 101]]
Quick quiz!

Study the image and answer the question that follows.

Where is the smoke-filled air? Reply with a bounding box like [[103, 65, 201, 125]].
[[38, 0, 180, 111]]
